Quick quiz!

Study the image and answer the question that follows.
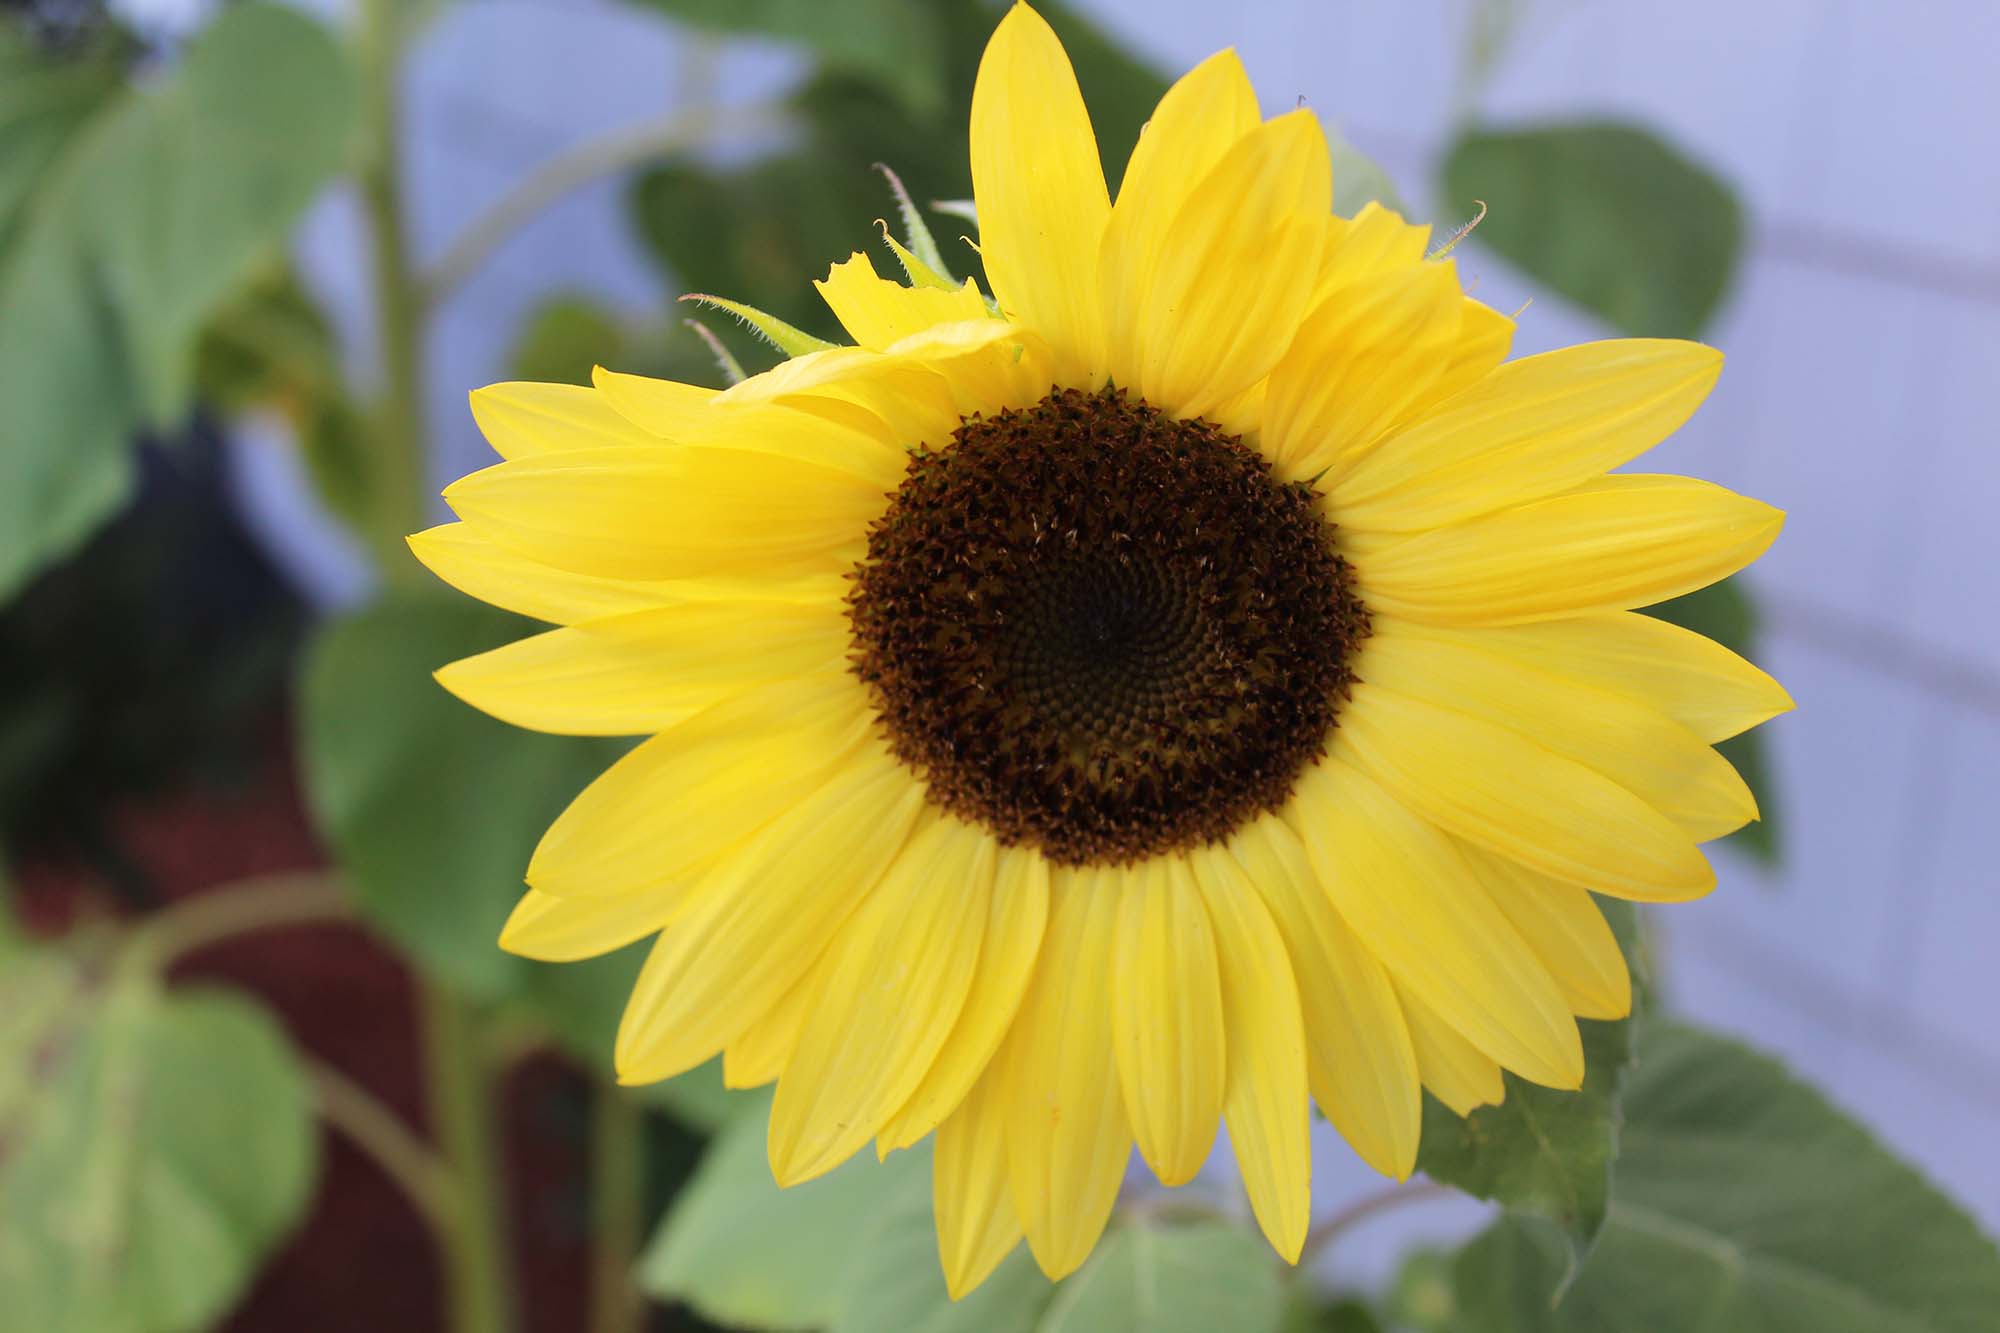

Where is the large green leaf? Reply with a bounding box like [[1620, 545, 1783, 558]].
[[644, 1089, 1302, 1331], [1444, 1023, 2000, 1333], [0, 4, 356, 602], [0, 950, 317, 1333], [1646, 579, 1780, 863], [1440, 122, 1744, 340], [0, 26, 123, 242], [639, 1092, 932, 1328], [1040, 1221, 1284, 1333], [635, 0, 948, 117], [299, 592, 623, 1000], [1415, 901, 1641, 1264]]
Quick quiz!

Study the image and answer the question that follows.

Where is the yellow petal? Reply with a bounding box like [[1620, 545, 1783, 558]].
[[1460, 611, 1793, 744], [723, 971, 813, 1089], [887, 319, 1056, 422], [590, 366, 721, 437], [435, 596, 849, 737], [1132, 109, 1331, 419], [1289, 759, 1584, 1089], [528, 673, 874, 899], [1357, 623, 1757, 842], [1393, 980, 1505, 1115], [1309, 201, 1430, 308], [614, 747, 926, 1083], [1100, 48, 1259, 384], [443, 443, 895, 582], [1358, 474, 1785, 627], [1337, 682, 1715, 902], [1191, 848, 1311, 1261], [935, 1062, 1025, 1300], [717, 344, 962, 450], [470, 381, 662, 459], [407, 522, 683, 626], [1205, 824, 1418, 1181], [769, 814, 997, 1185], [1005, 867, 1130, 1281], [1111, 859, 1225, 1187], [1333, 340, 1724, 533], [970, 2, 1110, 385], [816, 251, 989, 350], [1407, 296, 1515, 419], [1263, 258, 1462, 482], [498, 887, 672, 962], [1458, 841, 1631, 1021], [878, 845, 1051, 1153]]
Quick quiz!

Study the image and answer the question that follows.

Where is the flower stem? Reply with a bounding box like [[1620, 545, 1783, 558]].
[[310, 1057, 459, 1236], [420, 982, 518, 1333], [1298, 1179, 1453, 1267], [143, 872, 352, 965], [588, 1083, 648, 1333], [358, 0, 430, 586]]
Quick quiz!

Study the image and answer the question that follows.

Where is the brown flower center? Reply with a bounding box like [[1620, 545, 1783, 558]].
[[847, 388, 1367, 865]]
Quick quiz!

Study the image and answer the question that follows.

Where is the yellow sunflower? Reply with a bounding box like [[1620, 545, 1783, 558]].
[[411, 2, 1790, 1296]]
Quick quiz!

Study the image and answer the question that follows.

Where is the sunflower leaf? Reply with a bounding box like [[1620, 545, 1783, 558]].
[[1040, 1221, 1285, 1333], [0, 4, 356, 603], [0, 951, 317, 1333], [638, 1092, 941, 1328], [298, 592, 624, 1002], [1414, 900, 1644, 1270], [1439, 122, 1744, 340], [1440, 1023, 2000, 1333]]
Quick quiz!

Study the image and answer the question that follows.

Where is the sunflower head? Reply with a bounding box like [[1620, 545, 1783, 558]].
[[415, 0, 1789, 1298]]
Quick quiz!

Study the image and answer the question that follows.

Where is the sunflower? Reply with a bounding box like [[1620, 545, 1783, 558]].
[[411, 2, 1789, 1296]]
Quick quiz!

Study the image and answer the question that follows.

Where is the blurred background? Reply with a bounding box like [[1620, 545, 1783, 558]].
[[2, 0, 1994, 1330]]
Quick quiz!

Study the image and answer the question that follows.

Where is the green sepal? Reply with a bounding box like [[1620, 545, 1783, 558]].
[[681, 318, 749, 385], [678, 292, 837, 358], [873, 162, 956, 286]]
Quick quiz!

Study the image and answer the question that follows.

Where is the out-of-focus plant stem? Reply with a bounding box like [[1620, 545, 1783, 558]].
[[358, 0, 429, 589], [142, 871, 352, 964], [310, 1057, 460, 1236], [588, 1085, 647, 1333], [357, 4, 517, 1331], [419, 981, 518, 1333]]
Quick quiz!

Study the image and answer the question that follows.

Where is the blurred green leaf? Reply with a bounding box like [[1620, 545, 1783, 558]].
[[0, 3, 356, 603], [0, 25, 124, 243], [1443, 1023, 2000, 1333], [299, 592, 623, 1001], [1645, 579, 1780, 863], [1324, 123, 1402, 218], [1317, 1299, 1388, 1333], [1042, 1221, 1283, 1333], [634, 0, 949, 117], [1415, 902, 1641, 1265], [639, 1091, 933, 1328], [626, 0, 1166, 369], [0, 952, 316, 1333], [1384, 1247, 1458, 1333], [828, 1175, 1051, 1333], [1441, 122, 1743, 339], [507, 293, 629, 385], [644, 1090, 1293, 1331]]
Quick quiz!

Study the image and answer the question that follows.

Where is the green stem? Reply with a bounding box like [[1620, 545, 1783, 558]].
[[588, 1084, 647, 1333], [356, 7, 515, 1329], [420, 982, 518, 1333], [142, 872, 352, 966], [358, 0, 430, 586]]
